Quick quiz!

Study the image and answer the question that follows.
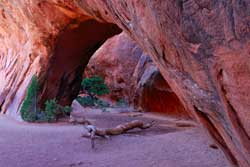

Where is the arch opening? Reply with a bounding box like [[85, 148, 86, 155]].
[[38, 19, 121, 108], [82, 32, 190, 118]]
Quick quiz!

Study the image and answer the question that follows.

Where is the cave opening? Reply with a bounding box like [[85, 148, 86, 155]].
[[74, 31, 190, 119], [36, 18, 189, 118], [38, 19, 122, 109]]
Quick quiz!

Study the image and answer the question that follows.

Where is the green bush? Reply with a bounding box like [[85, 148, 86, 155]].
[[62, 106, 72, 115], [76, 96, 95, 107], [78, 76, 110, 109], [43, 99, 72, 122], [20, 75, 39, 122], [81, 75, 109, 98], [76, 95, 110, 108], [20, 75, 72, 122], [44, 98, 58, 122]]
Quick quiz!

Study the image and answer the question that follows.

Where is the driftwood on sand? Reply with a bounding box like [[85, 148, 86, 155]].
[[82, 120, 155, 148]]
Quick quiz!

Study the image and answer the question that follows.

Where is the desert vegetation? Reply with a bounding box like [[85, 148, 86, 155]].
[[20, 75, 72, 122], [77, 75, 110, 107], [20, 75, 126, 122], [77, 75, 128, 111]]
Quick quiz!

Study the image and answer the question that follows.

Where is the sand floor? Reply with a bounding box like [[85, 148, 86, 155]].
[[0, 111, 229, 167]]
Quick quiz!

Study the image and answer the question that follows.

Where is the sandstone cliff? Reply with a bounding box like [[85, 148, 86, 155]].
[[85, 32, 188, 118], [0, 1, 250, 166]]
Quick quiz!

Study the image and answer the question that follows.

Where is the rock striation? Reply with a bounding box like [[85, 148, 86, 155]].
[[0, 1, 250, 166]]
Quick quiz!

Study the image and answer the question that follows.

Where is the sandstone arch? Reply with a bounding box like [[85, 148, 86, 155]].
[[0, 1, 250, 166], [39, 20, 120, 107], [0, 1, 121, 116]]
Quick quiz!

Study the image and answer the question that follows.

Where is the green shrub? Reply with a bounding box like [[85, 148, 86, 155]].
[[78, 76, 110, 109], [20, 75, 39, 122], [62, 106, 72, 115], [43, 99, 72, 122], [76, 96, 95, 107], [44, 98, 58, 122], [81, 75, 109, 98], [76, 95, 110, 108], [20, 75, 72, 122]]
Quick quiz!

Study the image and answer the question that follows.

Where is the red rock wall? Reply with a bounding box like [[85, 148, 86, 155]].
[[0, 1, 250, 166], [0, 1, 120, 117], [132, 55, 188, 118], [76, 1, 250, 166], [84, 32, 142, 102], [85, 32, 188, 118]]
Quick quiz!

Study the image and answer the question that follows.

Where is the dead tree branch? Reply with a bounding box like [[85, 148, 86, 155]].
[[82, 120, 155, 148]]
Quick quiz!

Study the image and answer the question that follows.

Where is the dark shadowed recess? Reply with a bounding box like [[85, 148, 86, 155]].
[[39, 19, 121, 107]]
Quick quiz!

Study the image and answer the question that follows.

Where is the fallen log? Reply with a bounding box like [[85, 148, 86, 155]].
[[82, 120, 155, 148]]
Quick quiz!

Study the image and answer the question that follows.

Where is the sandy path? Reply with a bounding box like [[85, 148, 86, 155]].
[[0, 111, 229, 167]]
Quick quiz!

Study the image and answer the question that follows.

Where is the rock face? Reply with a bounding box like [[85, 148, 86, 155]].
[[85, 32, 142, 102], [0, 1, 250, 166], [132, 55, 188, 118], [0, 1, 121, 118], [85, 32, 188, 118]]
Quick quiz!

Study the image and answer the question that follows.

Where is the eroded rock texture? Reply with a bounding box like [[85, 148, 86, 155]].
[[85, 32, 188, 117], [0, 1, 250, 166]]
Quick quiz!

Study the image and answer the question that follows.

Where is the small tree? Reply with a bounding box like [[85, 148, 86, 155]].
[[43, 98, 72, 122], [20, 75, 72, 122], [20, 75, 39, 122], [44, 98, 58, 122], [81, 75, 109, 100]]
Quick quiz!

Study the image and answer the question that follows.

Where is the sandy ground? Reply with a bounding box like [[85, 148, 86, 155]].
[[0, 111, 230, 167]]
